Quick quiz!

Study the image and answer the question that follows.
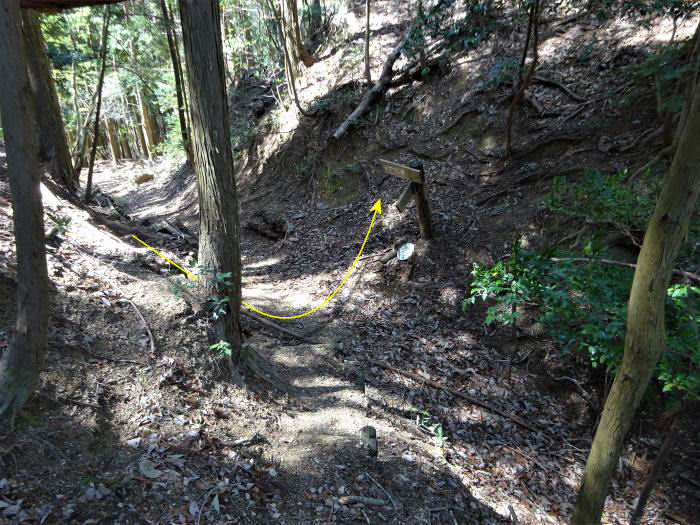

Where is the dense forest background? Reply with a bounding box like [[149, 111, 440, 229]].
[[0, 0, 699, 523]]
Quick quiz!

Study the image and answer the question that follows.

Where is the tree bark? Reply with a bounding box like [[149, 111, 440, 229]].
[[21, 9, 76, 192], [572, 75, 700, 525], [177, 0, 242, 364], [85, 7, 111, 203], [159, 0, 191, 163], [0, 0, 50, 428]]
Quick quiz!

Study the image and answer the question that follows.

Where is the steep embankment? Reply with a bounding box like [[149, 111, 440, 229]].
[[1, 2, 699, 523]]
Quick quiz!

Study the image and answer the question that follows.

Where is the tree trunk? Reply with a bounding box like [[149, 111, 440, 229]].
[[72, 81, 99, 176], [364, 0, 371, 85], [71, 56, 82, 142], [85, 7, 111, 203], [0, 0, 50, 428], [21, 9, 76, 192], [280, 0, 315, 74], [168, 0, 192, 139], [177, 0, 242, 365], [105, 117, 120, 168], [159, 0, 192, 163], [572, 75, 700, 525]]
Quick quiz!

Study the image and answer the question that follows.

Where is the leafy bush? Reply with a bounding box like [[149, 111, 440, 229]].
[[545, 170, 657, 230], [464, 240, 700, 401]]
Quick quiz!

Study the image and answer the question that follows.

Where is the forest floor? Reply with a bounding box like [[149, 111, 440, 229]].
[[2, 1, 700, 524]]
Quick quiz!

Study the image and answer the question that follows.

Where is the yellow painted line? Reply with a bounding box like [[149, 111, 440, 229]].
[[242, 199, 382, 319], [131, 235, 199, 281]]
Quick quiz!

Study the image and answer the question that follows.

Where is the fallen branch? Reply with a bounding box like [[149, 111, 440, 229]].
[[532, 75, 586, 102], [333, 26, 414, 139], [338, 495, 388, 506], [368, 360, 541, 434], [126, 298, 157, 355], [241, 309, 320, 344], [367, 473, 398, 510], [550, 257, 700, 283]]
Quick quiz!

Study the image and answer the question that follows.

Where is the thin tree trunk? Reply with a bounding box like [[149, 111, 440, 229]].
[[168, 0, 192, 144], [0, 0, 50, 428], [85, 7, 111, 203], [572, 74, 700, 525], [629, 411, 682, 525], [21, 9, 76, 192], [506, 0, 539, 156], [72, 83, 98, 176], [178, 0, 242, 372], [159, 0, 192, 163], [364, 0, 371, 85], [280, 0, 315, 77], [105, 117, 120, 168], [124, 1, 156, 159]]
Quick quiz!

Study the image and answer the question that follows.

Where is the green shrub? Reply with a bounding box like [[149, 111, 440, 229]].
[[464, 240, 700, 401]]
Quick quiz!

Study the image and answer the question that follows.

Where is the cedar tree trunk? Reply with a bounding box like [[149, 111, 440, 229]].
[[177, 0, 242, 352], [0, 0, 50, 428], [21, 9, 77, 192]]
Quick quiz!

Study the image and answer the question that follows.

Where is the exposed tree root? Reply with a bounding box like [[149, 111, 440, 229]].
[[512, 135, 584, 160], [630, 145, 672, 180], [241, 310, 320, 344], [532, 75, 586, 102]]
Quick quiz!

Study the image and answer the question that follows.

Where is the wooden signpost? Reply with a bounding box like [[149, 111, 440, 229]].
[[378, 159, 433, 239]]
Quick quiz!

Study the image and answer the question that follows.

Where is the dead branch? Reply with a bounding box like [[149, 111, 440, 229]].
[[532, 75, 586, 102], [366, 473, 398, 510], [333, 26, 414, 139], [126, 298, 157, 355], [368, 360, 542, 434], [241, 309, 320, 344]]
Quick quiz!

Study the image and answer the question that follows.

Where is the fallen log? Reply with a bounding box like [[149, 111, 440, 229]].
[[333, 26, 414, 140]]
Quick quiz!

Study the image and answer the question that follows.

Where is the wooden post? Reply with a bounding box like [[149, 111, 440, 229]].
[[409, 161, 432, 239], [379, 158, 433, 239]]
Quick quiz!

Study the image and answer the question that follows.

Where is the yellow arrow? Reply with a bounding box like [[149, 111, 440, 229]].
[[242, 198, 382, 319]]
